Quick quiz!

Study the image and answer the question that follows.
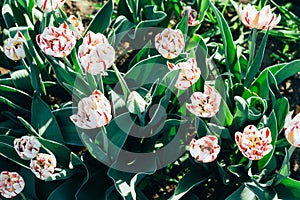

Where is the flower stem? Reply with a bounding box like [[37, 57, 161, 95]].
[[100, 126, 109, 156], [248, 28, 258, 67]]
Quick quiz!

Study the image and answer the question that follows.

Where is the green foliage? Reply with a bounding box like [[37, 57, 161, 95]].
[[0, 0, 299, 199]]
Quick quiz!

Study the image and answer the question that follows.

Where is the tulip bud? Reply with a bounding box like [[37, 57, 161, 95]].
[[235, 125, 273, 160], [284, 111, 300, 147], [30, 153, 57, 180], [127, 91, 147, 114], [70, 90, 112, 129], [4, 31, 26, 61], [189, 136, 220, 163], [36, 22, 76, 57], [155, 28, 185, 59], [14, 135, 40, 160], [36, 0, 66, 13], [0, 171, 25, 198], [238, 4, 281, 30]]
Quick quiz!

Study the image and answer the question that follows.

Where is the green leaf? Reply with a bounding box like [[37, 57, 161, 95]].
[[0, 135, 30, 169], [225, 184, 256, 200], [257, 111, 278, 171], [232, 96, 249, 130], [210, 1, 241, 83], [0, 84, 32, 112], [198, 0, 209, 23], [245, 182, 276, 200], [31, 94, 64, 143], [47, 178, 82, 200], [176, 8, 188, 39], [275, 177, 300, 199], [273, 148, 290, 186], [170, 169, 210, 200], [128, 41, 151, 69], [267, 72, 289, 132], [111, 16, 134, 48], [125, 55, 169, 88], [274, 59, 300, 85], [53, 108, 83, 146], [244, 29, 269, 87], [85, 0, 113, 34], [107, 168, 155, 200]]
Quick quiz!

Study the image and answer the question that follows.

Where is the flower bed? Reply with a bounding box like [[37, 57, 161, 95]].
[[0, 0, 300, 199]]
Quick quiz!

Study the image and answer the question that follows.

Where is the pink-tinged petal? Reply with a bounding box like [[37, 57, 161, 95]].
[[181, 6, 200, 27], [235, 125, 273, 160], [0, 171, 25, 198], [78, 31, 115, 75], [155, 28, 185, 59], [238, 4, 280, 30], [36, 0, 66, 13], [168, 58, 201, 90], [70, 90, 112, 129], [14, 136, 40, 160], [37, 23, 76, 57], [67, 15, 84, 39], [189, 135, 220, 163], [187, 85, 221, 118], [284, 110, 300, 147], [30, 153, 57, 180], [4, 31, 26, 61]]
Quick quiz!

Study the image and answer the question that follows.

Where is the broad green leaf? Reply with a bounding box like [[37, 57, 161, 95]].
[[232, 96, 249, 130], [245, 182, 277, 200], [274, 59, 300, 85], [47, 178, 82, 200], [111, 16, 134, 48], [244, 29, 269, 87], [273, 148, 290, 186], [210, 2, 241, 83], [0, 84, 32, 111], [107, 168, 155, 200], [275, 177, 300, 199], [128, 41, 151, 69], [257, 111, 278, 171], [267, 72, 289, 132], [176, 8, 188, 39], [125, 55, 169, 88], [53, 108, 83, 146], [0, 137, 30, 169], [225, 184, 256, 200], [170, 169, 210, 200], [198, 0, 209, 23], [31, 94, 64, 143], [85, 0, 113, 34]]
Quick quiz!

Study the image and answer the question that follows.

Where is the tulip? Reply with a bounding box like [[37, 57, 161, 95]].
[[235, 125, 273, 160], [36, 22, 77, 57], [284, 111, 300, 147], [78, 31, 115, 75], [238, 4, 281, 30], [189, 135, 220, 163], [66, 15, 84, 39], [182, 6, 200, 26], [167, 58, 200, 90], [36, 0, 66, 13], [0, 171, 25, 198], [3, 31, 26, 61], [14, 135, 40, 160], [155, 28, 185, 59], [186, 85, 221, 118], [70, 89, 112, 129], [127, 91, 147, 114], [30, 153, 57, 180]]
